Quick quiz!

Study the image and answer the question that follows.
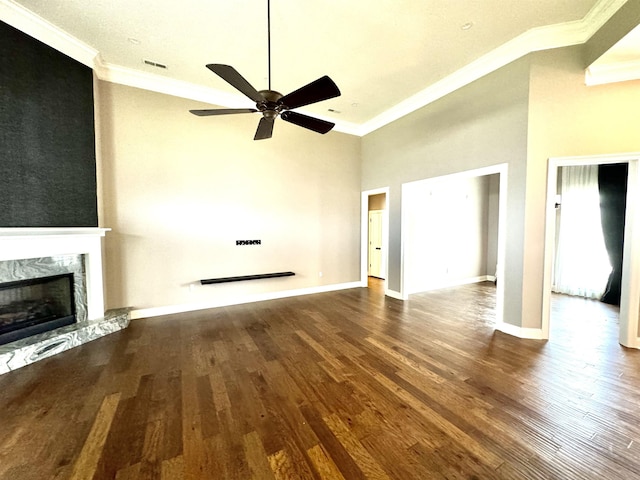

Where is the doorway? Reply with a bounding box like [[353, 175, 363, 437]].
[[400, 164, 507, 325], [368, 209, 384, 278], [361, 188, 389, 294], [543, 153, 640, 348]]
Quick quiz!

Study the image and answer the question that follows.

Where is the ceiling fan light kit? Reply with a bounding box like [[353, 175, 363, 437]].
[[189, 0, 341, 140]]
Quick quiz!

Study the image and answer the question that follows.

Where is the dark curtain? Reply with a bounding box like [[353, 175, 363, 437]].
[[598, 163, 628, 305]]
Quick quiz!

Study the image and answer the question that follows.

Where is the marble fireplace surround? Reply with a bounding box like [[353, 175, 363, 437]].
[[0, 228, 130, 374]]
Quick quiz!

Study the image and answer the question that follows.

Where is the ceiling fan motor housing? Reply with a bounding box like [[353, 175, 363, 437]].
[[189, 65, 339, 139], [258, 90, 283, 119]]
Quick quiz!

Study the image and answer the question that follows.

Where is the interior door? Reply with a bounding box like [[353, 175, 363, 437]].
[[368, 210, 384, 278]]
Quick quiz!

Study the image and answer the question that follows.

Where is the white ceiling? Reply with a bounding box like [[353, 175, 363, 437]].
[[2, 0, 637, 134]]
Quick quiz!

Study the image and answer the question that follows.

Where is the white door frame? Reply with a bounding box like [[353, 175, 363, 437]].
[[543, 153, 640, 347], [400, 163, 508, 324], [361, 188, 389, 292]]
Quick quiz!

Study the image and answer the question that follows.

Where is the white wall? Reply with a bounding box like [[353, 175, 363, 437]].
[[97, 82, 362, 314], [403, 175, 492, 294]]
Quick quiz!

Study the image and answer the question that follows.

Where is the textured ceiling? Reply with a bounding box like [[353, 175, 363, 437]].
[[6, 0, 632, 129]]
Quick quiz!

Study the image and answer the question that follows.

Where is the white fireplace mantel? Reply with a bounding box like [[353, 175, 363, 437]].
[[0, 227, 110, 320], [0, 227, 109, 238]]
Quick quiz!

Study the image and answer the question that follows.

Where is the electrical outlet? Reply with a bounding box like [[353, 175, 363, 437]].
[[319, 272, 323, 277]]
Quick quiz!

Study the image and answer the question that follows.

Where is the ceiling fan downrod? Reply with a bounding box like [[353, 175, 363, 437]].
[[267, 0, 271, 91], [188, 0, 341, 140]]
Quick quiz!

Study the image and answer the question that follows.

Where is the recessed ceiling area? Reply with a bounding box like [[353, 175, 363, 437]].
[[1, 0, 634, 134], [587, 23, 640, 85]]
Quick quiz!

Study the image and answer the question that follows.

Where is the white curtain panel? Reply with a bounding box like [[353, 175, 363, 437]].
[[553, 165, 612, 299]]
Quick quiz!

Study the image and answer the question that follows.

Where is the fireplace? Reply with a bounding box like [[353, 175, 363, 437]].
[[0, 228, 131, 375], [0, 273, 76, 346]]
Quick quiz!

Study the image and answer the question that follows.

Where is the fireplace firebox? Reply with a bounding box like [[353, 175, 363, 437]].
[[0, 273, 76, 346]]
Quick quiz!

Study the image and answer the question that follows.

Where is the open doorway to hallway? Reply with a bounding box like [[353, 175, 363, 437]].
[[361, 188, 389, 295], [548, 164, 626, 348], [400, 164, 507, 326], [543, 153, 640, 348], [368, 193, 386, 280]]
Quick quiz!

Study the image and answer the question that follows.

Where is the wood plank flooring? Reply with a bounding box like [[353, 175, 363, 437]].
[[1, 281, 640, 479]]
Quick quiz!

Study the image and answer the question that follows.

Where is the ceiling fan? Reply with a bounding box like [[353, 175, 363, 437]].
[[189, 0, 341, 140]]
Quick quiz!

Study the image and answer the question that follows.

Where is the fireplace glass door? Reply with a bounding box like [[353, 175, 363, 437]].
[[0, 273, 76, 346]]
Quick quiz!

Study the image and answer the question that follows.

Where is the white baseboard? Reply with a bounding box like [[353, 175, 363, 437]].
[[496, 321, 546, 340], [385, 289, 406, 300], [130, 281, 362, 320], [620, 337, 640, 349], [407, 275, 493, 295]]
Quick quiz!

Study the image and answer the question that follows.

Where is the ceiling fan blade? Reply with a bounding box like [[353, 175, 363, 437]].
[[189, 108, 257, 116], [254, 117, 275, 140], [206, 64, 264, 103], [280, 111, 335, 134], [278, 75, 341, 110]]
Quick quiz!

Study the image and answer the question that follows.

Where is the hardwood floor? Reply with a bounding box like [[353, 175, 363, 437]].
[[1, 282, 639, 479]]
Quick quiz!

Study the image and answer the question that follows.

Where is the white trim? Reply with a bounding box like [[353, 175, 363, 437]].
[[0, 227, 110, 320], [402, 164, 510, 188], [496, 165, 508, 326], [93, 57, 362, 136], [495, 322, 546, 340], [543, 153, 640, 348], [629, 337, 640, 349], [584, 0, 632, 33], [384, 289, 405, 300], [406, 275, 493, 295], [0, 0, 625, 137], [0, 0, 98, 67], [130, 281, 362, 320], [620, 159, 640, 348], [0, 227, 109, 237], [586, 59, 640, 86], [361, 188, 390, 294], [94, 56, 248, 108]]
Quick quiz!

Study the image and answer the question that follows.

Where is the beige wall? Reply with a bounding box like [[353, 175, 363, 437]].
[[95, 5, 640, 328], [97, 82, 361, 311], [522, 45, 640, 328]]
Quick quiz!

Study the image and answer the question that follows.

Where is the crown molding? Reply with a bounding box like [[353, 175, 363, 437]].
[[92, 57, 362, 136], [355, 0, 628, 136], [583, 0, 632, 34], [1, 0, 628, 137], [93, 56, 247, 108], [586, 58, 640, 85], [0, 0, 97, 67]]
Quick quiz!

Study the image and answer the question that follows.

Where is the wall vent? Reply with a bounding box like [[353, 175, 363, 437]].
[[143, 59, 167, 69]]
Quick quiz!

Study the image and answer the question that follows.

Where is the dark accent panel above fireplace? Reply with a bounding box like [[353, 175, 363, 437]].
[[0, 20, 98, 227], [0, 273, 76, 346]]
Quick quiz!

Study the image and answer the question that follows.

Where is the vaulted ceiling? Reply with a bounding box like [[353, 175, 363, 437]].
[[2, 0, 637, 135]]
